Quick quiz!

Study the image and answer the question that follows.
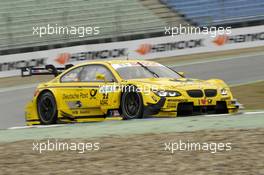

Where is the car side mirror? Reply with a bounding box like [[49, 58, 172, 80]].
[[178, 72, 185, 78], [96, 73, 106, 82]]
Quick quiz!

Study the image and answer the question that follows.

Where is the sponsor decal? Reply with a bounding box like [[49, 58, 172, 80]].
[[55, 48, 127, 65], [199, 99, 213, 105], [112, 62, 161, 69], [200, 99, 207, 105], [71, 109, 90, 115], [100, 100, 108, 105], [102, 93, 109, 100], [79, 109, 90, 114], [167, 99, 188, 102], [136, 39, 204, 55], [67, 101, 82, 109], [55, 53, 71, 65], [72, 110, 79, 115], [213, 32, 264, 46], [89, 89, 98, 99], [167, 103, 177, 108], [62, 92, 89, 100], [99, 85, 116, 93], [0, 58, 47, 72], [100, 93, 109, 105], [213, 35, 229, 46], [207, 99, 213, 104], [136, 44, 152, 55]]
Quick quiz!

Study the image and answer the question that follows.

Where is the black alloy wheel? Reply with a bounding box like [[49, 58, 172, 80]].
[[121, 86, 144, 120], [37, 91, 57, 124]]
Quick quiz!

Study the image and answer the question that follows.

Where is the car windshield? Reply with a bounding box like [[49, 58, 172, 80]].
[[112, 62, 182, 80]]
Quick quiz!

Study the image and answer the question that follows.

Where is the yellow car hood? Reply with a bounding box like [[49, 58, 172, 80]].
[[129, 78, 220, 90]]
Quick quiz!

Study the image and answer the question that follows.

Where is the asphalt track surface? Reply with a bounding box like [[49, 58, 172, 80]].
[[0, 54, 263, 129]]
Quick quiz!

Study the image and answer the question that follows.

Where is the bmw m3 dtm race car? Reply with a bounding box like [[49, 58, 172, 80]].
[[22, 60, 240, 125]]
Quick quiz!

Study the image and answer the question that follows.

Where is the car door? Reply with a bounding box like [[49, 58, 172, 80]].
[[78, 64, 121, 115], [57, 64, 120, 118]]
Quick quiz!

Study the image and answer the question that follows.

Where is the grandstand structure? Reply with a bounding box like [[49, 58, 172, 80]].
[[0, 0, 180, 54], [161, 0, 264, 27], [0, 0, 263, 55]]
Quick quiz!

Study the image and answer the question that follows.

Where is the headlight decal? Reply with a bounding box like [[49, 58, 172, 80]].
[[155, 90, 181, 97]]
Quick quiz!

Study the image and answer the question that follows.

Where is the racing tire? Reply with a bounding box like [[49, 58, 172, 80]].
[[121, 86, 144, 120], [37, 91, 58, 125]]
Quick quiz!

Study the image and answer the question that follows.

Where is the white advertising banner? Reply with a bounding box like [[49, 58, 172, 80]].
[[0, 25, 263, 78]]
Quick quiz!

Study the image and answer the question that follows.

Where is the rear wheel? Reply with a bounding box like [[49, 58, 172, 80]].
[[37, 91, 57, 124], [121, 86, 144, 120]]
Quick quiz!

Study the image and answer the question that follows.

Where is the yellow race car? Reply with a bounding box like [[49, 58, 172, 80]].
[[22, 60, 240, 125]]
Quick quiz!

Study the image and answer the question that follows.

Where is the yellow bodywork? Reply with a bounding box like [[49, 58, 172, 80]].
[[25, 60, 239, 125]]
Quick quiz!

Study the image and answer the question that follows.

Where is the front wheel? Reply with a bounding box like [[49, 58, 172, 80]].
[[37, 91, 57, 124], [121, 86, 144, 120]]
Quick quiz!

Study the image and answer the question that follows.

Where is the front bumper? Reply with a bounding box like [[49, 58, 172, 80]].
[[146, 96, 239, 117]]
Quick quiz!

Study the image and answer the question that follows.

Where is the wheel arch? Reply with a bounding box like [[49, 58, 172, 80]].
[[119, 84, 141, 106], [36, 89, 58, 124], [37, 89, 56, 104], [119, 84, 144, 119], [118, 84, 134, 114], [36, 89, 59, 115]]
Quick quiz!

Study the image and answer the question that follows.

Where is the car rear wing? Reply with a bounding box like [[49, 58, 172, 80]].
[[21, 64, 74, 77]]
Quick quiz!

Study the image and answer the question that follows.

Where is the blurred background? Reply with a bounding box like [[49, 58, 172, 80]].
[[0, 1, 264, 174], [0, 0, 263, 54]]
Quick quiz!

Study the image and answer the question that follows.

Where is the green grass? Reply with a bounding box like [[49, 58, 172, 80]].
[[232, 81, 264, 110]]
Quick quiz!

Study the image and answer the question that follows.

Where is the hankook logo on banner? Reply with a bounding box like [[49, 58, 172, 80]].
[[0, 58, 47, 72], [214, 32, 264, 46], [55, 48, 128, 65], [136, 39, 204, 55]]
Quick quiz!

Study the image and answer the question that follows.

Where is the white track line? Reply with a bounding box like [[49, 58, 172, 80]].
[[201, 113, 231, 117], [8, 124, 64, 130], [243, 111, 264, 115], [201, 111, 264, 117], [7, 111, 264, 130]]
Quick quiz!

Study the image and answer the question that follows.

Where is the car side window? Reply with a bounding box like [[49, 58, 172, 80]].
[[79, 65, 115, 82], [61, 67, 83, 82]]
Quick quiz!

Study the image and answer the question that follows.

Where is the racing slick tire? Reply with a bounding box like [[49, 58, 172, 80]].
[[121, 86, 144, 120], [37, 91, 58, 124]]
